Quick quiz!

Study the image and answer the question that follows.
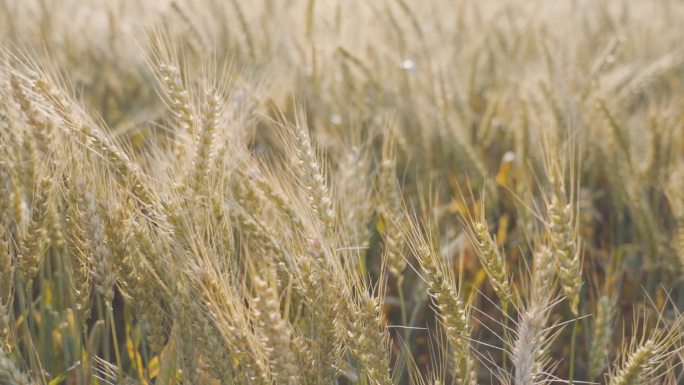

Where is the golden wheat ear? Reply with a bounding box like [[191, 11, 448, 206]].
[[607, 309, 684, 385]]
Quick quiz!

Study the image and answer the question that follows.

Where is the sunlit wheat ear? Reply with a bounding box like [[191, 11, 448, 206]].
[[62, 178, 93, 320], [610, 339, 659, 385], [157, 64, 193, 128], [192, 265, 270, 385], [174, 273, 234, 381], [283, 112, 335, 235], [139, 292, 167, 354], [129, 265, 168, 354], [345, 290, 394, 385], [289, 242, 345, 384], [24, 71, 157, 209], [336, 142, 374, 250], [104, 204, 137, 300], [546, 166, 581, 316], [78, 186, 114, 306], [608, 312, 684, 385], [251, 276, 301, 385], [190, 88, 221, 194], [238, 166, 302, 228], [17, 177, 51, 287], [469, 216, 512, 309], [106, 207, 168, 353], [400, 209, 475, 384], [588, 295, 614, 380], [325, 246, 393, 385], [18, 129, 37, 197], [416, 242, 475, 385], [0, 160, 20, 235], [232, 197, 283, 261], [531, 244, 555, 302], [378, 133, 407, 285], [157, 62, 196, 162], [382, 208, 408, 284], [9, 72, 56, 157], [511, 299, 555, 385]]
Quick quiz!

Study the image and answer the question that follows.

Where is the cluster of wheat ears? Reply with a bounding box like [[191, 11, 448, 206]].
[[1, 0, 683, 384]]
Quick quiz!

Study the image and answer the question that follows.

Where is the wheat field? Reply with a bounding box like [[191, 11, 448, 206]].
[[0, 0, 683, 384]]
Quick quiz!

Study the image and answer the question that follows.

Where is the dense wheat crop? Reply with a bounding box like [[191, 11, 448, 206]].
[[0, 0, 683, 384]]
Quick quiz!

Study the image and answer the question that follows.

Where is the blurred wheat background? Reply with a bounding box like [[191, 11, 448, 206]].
[[0, 0, 683, 384]]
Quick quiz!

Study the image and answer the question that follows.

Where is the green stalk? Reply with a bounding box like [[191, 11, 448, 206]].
[[397, 280, 408, 338], [107, 302, 125, 385], [569, 319, 578, 385], [17, 284, 42, 375], [502, 304, 509, 373], [97, 298, 108, 362]]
